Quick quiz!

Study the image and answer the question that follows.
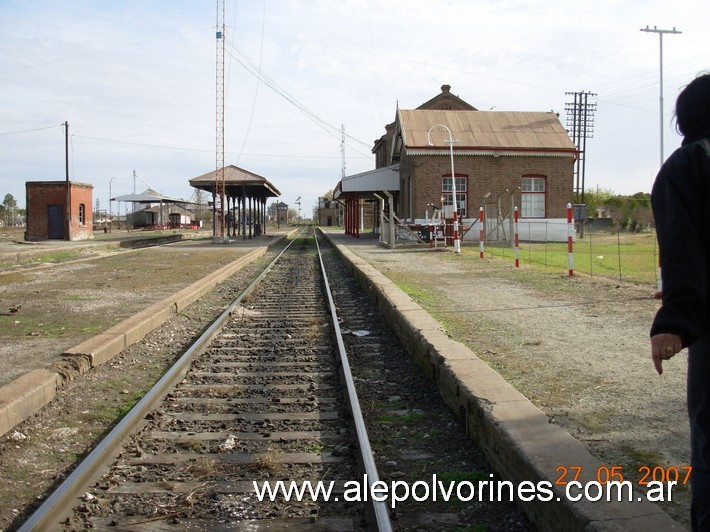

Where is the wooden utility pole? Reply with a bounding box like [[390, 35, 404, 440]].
[[65, 121, 71, 240]]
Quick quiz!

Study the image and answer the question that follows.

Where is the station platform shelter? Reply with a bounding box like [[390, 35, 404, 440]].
[[190, 165, 281, 241], [333, 165, 399, 247]]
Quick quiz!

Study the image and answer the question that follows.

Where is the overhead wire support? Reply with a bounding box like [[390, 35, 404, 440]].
[[215, 0, 227, 242], [565, 91, 597, 205]]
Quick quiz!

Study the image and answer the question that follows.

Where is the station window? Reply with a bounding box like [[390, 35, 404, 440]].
[[521, 177, 545, 218], [79, 203, 86, 225], [442, 176, 467, 217]]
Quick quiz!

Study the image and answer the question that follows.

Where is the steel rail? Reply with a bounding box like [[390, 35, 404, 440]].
[[315, 229, 393, 532], [19, 229, 305, 531]]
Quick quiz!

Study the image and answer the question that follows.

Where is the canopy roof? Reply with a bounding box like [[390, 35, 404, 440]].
[[333, 165, 400, 200], [189, 165, 281, 199], [111, 188, 193, 204]]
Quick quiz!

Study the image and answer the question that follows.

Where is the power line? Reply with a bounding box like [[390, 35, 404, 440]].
[[224, 42, 374, 158], [71, 133, 369, 159], [0, 124, 63, 136]]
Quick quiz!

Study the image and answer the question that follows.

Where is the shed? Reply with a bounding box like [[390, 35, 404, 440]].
[[25, 181, 93, 241]]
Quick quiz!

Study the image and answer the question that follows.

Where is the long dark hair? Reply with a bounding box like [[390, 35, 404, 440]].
[[675, 72, 710, 139]]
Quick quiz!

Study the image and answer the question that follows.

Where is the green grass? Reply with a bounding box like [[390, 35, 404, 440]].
[[29, 251, 81, 263], [0, 317, 104, 338], [376, 412, 427, 425], [483, 232, 658, 285]]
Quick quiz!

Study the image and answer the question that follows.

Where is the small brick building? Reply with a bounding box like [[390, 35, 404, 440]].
[[25, 181, 94, 241]]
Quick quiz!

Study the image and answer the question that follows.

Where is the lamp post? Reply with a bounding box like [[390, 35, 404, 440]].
[[640, 25, 682, 167], [109, 177, 116, 219], [428, 124, 460, 253]]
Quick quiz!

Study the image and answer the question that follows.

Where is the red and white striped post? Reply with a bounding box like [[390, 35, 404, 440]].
[[567, 202, 574, 276], [479, 206, 485, 259], [514, 206, 520, 268]]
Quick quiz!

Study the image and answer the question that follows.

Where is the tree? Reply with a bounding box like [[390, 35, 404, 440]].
[[3, 194, 17, 226], [584, 188, 653, 231]]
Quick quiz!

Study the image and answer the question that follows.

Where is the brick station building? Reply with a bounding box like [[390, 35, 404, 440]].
[[337, 85, 579, 244]]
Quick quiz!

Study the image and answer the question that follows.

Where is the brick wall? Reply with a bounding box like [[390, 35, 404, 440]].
[[25, 181, 94, 241], [402, 153, 574, 220]]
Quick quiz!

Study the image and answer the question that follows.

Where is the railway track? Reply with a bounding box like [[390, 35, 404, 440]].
[[20, 228, 392, 531]]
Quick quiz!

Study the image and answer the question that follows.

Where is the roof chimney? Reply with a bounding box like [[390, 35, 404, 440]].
[[441, 84, 451, 93]]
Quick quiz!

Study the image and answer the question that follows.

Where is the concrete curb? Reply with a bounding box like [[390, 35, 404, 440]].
[[323, 232, 683, 532], [0, 232, 293, 438], [0, 370, 60, 438]]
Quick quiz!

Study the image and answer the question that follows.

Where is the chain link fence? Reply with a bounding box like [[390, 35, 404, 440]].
[[486, 219, 659, 287]]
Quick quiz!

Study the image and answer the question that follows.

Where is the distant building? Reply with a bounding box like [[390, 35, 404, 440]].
[[273, 201, 289, 226], [25, 181, 93, 241], [317, 196, 341, 226]]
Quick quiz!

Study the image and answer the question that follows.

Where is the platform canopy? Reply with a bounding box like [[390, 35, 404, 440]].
[[189, 165, 281, 200], [111, 190, 193, 204], [333, 165, 399, 200]]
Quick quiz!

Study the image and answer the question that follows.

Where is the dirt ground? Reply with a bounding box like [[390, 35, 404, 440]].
[[0, 227, 692, 529], [0, 227, 278, 386], [332, 233, 690, 528]]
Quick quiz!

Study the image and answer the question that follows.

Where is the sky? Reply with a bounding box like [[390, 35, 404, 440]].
[[1, 0, 708, 219]]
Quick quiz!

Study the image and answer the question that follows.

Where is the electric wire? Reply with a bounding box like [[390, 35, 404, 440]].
[[0, 124, 63, 136], [233, 0, 265, 166], [225, 42, 374, 158]]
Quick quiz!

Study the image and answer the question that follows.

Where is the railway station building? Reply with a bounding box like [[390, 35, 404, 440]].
[[335, 85, 578, 245]]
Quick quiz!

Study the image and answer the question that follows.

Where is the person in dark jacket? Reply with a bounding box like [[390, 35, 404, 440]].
[[651, 72, 710, 531]]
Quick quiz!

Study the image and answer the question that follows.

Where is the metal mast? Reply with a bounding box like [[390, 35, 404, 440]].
[[215, 0, 226, 241], [565, 91, 596, 205]]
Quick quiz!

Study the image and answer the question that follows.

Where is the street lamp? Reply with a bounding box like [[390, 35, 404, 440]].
[[640, 25, 682, 167], [427, 124, 460, 253]]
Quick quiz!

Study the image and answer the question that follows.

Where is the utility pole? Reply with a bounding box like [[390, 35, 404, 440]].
[[340, 124, 346, 180], [640, 25, 682, 167], [64, 121, 71, 240], [565, 91, 596, 205]]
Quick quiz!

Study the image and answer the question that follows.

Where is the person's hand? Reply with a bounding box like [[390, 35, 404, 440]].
[[651, 333, 683, 375]]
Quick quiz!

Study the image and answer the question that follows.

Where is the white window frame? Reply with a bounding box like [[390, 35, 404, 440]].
[[521, 177, 546, 218], [442, 176, 467, 217]]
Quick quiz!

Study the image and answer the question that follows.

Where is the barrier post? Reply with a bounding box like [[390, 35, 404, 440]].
[[479, 206, 485, 259], [567, 202, 574, 276], [514, 206, 519, 268]]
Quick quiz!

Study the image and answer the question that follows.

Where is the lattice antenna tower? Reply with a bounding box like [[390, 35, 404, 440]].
[[565, 91, 597, 204], [215, 0, 226, 239]]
